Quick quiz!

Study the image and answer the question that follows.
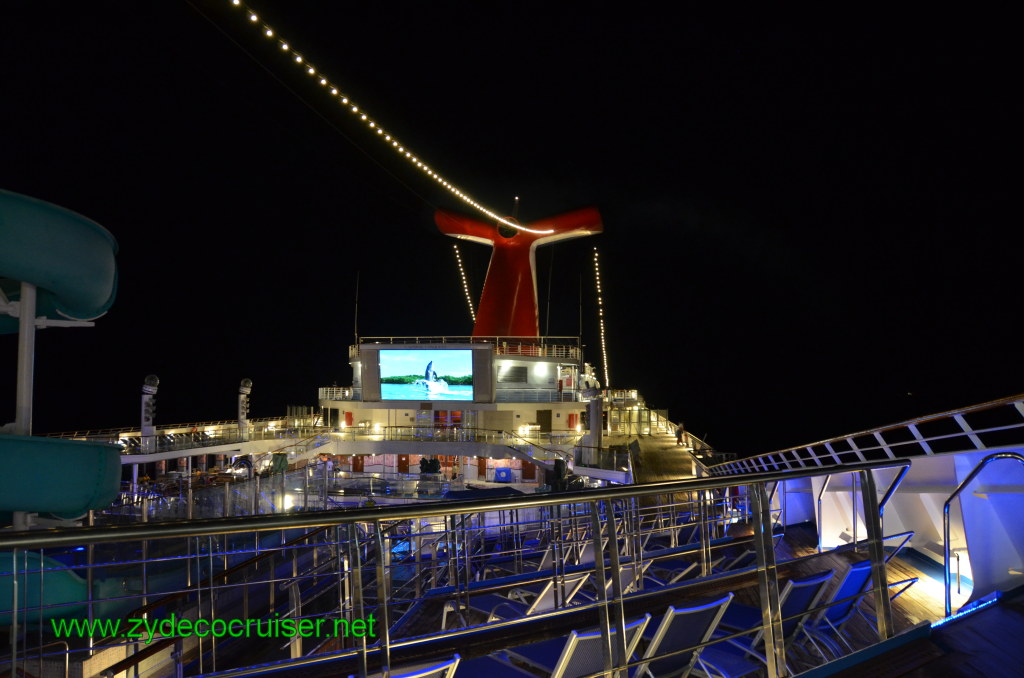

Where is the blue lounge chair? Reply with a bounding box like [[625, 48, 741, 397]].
[[352, 654, 460, 678], [802, 560, 873, 658], [575, 559, 653, 602], [466, 571, 589, 622], [698, 569, 834, 676], [636, 593, 734, 678], [503, 614, 652, 678]]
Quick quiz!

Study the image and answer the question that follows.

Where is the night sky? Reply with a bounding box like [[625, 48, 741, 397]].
[[1, 3, 1019, 455]]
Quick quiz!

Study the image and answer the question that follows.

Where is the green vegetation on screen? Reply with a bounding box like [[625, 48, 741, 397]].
[[381, 374, 473, 385]]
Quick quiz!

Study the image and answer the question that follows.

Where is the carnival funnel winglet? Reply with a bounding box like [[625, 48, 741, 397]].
[[435, 207, 602, 337]]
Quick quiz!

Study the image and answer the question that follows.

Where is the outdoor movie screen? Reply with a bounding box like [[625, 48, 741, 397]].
[[378, 349, 474, 401]]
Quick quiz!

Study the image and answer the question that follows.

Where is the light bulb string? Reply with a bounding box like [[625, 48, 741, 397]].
[[218, 0, 553, 235], [594, 247, 610, 388], [453, 244, 477, 324]]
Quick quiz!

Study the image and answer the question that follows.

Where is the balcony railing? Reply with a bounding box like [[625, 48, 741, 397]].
[[351, 336, 582, 360]]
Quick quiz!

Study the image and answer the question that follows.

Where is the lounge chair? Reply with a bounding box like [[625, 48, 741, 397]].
[[636, 593, 734, 678], [352, 654, 460, 678], [698, 569, 834, 676], [465, 571, 590, 622], [503, 614, 652, 678], [802, 560, 873, 658]]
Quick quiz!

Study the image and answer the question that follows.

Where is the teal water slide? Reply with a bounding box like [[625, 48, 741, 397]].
[[1, 189, 121, 517], [0, 189, 118, 334]]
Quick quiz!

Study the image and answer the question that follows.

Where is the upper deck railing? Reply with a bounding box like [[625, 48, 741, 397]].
[[43, 416, 313, 442], [708, 393, 1024, 476], [351, 336, 582, 360], [44, 418, 323, 460]]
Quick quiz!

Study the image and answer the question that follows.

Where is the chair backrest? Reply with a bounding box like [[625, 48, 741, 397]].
[[721, 549, 757, 571], [353, 654, 460, 678], [611, 559, 652, 595], [777, 569, 834, 642], [529, 571, 590, 613], [641, 524, 680, 549], [552, 614, 652, 678], [534, 546, 553, 571], [574, 537, 610, 566], [638, 593, 734, 678], [817, 560, 873, 626], [677, 523, 699, 546]]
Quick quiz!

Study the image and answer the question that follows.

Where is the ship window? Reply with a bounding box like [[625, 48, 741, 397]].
[[498, 366, 528, 383]]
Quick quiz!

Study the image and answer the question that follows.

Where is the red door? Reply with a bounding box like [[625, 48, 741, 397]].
[[352, 455, 364, 473], [397, 455, 409, 473]]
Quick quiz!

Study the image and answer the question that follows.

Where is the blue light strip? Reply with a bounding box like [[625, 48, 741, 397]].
[[931, 591, 1001, 628]]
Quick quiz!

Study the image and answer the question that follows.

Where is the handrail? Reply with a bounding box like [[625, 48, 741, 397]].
[[943, 451, 1024, 615], [816, 475, 832, 553], [357, 335, 580, 346], [0, 641, 69, 678], [779, 394, 1024, 457], [710, 393, 1024, 476], [45, 416, 312, 439], [814, 465, 910, 554], [879, 464, 910, 514], [95, 526, 334, 678], [0, 460, 910, 550], [0, 459, 912, 677]]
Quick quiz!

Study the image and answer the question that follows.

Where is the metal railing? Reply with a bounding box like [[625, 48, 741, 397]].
[[116, 427, 326, 456], [0, 460, 908, 678], [108, 463, 456, 524], [326, 425, 578, 455], [943, 451, 1024, 616], [44, 416, 316, 442], [321, 386, 586, 403], [319, 386, 357, 401], [709, 393, 1024, 476], [351, 336, 582, 360]]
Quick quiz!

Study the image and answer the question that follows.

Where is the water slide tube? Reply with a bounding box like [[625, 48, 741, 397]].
[[0, 434, 122, 517], [1, 189, 121, 516], [0, 188, 118, 334]]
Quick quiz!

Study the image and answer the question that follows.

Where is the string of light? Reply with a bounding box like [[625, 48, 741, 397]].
[[593, 247, 610, 388], [226, 0, 552, 235], [452, 244, 476, 323]]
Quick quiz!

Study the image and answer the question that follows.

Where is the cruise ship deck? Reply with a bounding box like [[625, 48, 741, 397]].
[[2, 7, 1021, 673], [3, 394, 1024, 678]]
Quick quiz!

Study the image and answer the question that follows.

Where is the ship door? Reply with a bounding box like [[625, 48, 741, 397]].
[[352, 455, 364, 473], [397, 455, 409, 473], [478, 456, 487, 478], [537, 410, 552, 433], [522, 460, 536, 480]]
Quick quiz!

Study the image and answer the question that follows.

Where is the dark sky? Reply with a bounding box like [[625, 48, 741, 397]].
[[1, 2, 1019, 454]]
